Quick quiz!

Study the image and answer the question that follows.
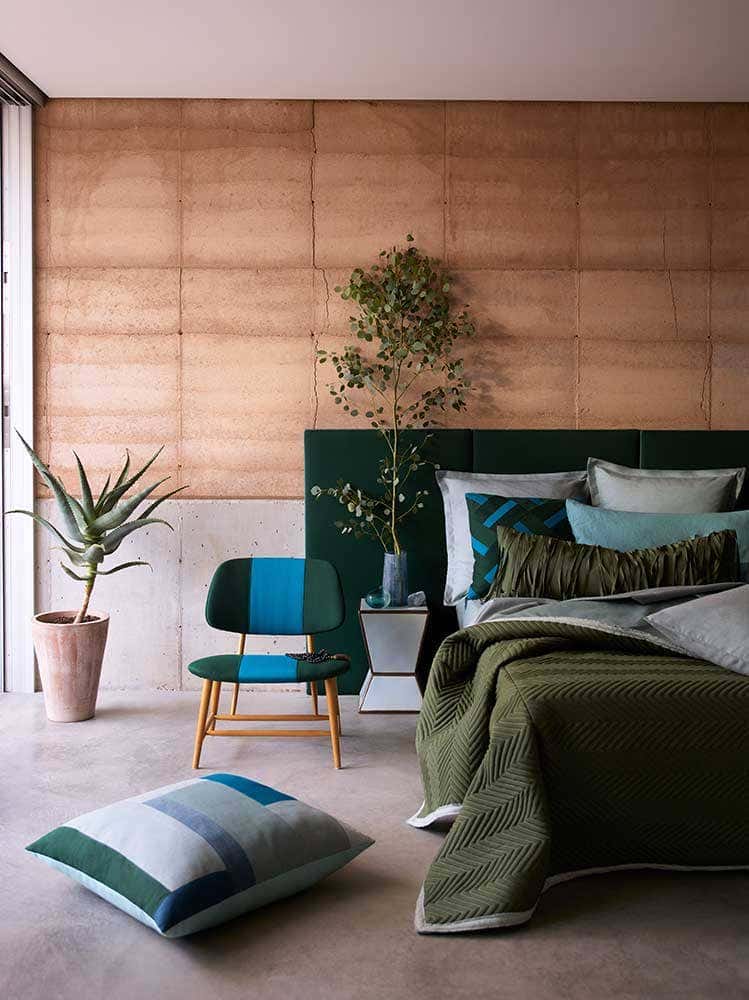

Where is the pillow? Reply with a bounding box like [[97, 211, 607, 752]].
[[649, 585, 749, 676], [488, 526, 740, 601], [466, 494, 574, 600], [437, 469, 587, 605], [587, 457, 745, 513], [566, 498, 749, 579], [26, 773, 373, 938]]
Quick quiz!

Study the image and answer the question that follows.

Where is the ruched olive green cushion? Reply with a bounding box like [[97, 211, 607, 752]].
[[489, 526, 740, 601]]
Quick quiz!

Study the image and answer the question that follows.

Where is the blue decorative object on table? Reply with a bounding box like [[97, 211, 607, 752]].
[[382, 551, 408, 606], [365, 586, 392, 609]]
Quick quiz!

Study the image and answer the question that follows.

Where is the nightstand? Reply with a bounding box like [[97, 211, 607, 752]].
[[358, 600, 428, 713]]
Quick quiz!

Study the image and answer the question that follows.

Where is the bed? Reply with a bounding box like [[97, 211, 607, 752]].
[[305, 428, 749, 931]]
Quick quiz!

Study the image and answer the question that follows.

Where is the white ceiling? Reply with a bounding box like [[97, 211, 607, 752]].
[[5, 0, 749, 101]]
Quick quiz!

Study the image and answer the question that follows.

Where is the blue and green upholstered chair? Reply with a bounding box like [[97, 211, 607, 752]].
[[188, 558, 349, 770]]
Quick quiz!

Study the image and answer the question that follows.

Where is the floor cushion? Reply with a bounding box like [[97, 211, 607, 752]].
[[27, 773, 373, 937]]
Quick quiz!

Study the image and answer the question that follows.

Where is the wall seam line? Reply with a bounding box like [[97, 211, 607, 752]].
[[705, 103, 714, 430], [442, 101, 448, 263], [574, 103, 582, 429]]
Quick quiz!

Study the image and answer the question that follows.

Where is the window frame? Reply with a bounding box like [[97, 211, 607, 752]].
[[2, 104, 35, 693]]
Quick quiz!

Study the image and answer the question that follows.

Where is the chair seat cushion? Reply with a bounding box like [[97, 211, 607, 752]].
[[188, 653, 349, 684], [27, 773, 373, 937]]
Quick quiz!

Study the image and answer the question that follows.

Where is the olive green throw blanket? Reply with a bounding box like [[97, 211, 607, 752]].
[[410, 613, 749, 933]]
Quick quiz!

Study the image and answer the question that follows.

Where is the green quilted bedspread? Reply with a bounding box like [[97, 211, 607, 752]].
[[412, 618, 749, 933]]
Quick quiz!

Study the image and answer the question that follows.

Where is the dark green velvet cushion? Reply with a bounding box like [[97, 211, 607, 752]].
[[466, 494, 573, 600], [488, 526, 741, 601]]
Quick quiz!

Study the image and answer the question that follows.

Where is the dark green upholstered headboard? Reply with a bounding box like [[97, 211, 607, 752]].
[[640, 430, 749, 508], [473, 430, 639, 472]]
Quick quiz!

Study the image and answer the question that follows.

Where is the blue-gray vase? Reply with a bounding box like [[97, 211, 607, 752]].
[[382, 551, 408, 607]]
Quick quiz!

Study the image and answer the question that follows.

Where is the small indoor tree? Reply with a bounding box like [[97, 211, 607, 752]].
[[312, 235, 475, 602]]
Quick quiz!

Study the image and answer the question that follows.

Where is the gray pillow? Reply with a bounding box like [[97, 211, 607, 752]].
[[587, 458, 745, 513], [436, 469, 587, 605], [649, 585, 749, 676]]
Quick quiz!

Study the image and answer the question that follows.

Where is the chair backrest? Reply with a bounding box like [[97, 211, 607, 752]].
[[205, 557, 345, 636]]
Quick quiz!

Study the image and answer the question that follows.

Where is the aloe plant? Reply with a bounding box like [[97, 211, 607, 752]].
[[9, 433, 186, 624]]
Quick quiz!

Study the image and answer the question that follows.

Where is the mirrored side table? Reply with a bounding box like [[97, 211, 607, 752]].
[[358, 600, 428, 713]]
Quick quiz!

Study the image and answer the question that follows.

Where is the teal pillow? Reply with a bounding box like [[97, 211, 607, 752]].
[[566, 499, 749, 579], [466, 494, 573, 599], [27, 774, 373, 937]]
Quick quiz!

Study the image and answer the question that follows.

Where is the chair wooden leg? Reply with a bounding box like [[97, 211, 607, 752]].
[[335, 688, 342, 736], [230, 683, 240, 716], [192, 680, 212, 769], [310, 681, 319, 716], [209, 681, 222, 721], [324, 677, 341, 769]]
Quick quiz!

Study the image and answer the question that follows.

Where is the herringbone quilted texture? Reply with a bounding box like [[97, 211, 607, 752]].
[[465, 494, 573, 599], [416, 619, 749, 929]]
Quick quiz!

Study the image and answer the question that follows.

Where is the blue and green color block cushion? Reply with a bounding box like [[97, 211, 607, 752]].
[[27, 774, 373, 938], [188, 653, 350, 684], [205, 558, 345, 637], [466, 494, 575, 599]]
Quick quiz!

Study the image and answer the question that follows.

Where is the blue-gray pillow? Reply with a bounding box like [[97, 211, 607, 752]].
[[27, 773, 373, 937], [566, 499, 749, 579]]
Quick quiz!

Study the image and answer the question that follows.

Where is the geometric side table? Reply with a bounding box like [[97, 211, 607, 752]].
[[358, 601, 429, 714]]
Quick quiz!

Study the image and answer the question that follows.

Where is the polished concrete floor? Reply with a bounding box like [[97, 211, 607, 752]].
[[1, 690, 747, 1000]]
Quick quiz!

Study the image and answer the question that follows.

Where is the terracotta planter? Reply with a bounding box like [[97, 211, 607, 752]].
[[32, 611, 109, 722]]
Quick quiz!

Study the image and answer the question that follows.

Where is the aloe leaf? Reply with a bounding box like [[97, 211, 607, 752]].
[[112, 449, 131, 492], [15, 432, 86, 542], [89, 477, 170, 534], [5, 508, 86, 553], [97, 560, 151, 576], [101, 517, 172, 554], [60, 561, 89, 582], [67, 494, 91, 533], [94, 473, 111, 514], [139, 484, 189, 520], [62, 548, 91, 567], [73, 452, 95, 518], [99, 447, 164, 514]]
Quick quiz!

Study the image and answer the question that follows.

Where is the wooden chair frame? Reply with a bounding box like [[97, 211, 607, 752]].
[[192, 635, 346, 770]]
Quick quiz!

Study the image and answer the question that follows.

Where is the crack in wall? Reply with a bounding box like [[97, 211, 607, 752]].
[[705, 104, 714, 430], [700, 340, 712, 424], [309, 101, 328, 430], [662, 215, 680, 339], [312, 267, 331, 429]]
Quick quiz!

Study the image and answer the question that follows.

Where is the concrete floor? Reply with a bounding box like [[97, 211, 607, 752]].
[[1, 691, 747, 1000]]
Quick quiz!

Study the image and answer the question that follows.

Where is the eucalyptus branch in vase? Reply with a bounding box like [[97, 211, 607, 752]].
[[311, 234, 475, 605]]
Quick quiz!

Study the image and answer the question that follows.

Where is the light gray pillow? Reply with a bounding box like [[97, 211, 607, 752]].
[[437, 469, 587, 605], [587, 458, 745, 513], [649, 585, 749, 676]]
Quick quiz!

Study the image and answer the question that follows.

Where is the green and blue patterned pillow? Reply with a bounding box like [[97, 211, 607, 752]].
[[27, 773, 373, 938], [465, 493, 575, 599]]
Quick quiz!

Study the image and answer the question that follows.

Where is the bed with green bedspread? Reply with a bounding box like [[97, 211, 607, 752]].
[[409, 600, 749, 933]]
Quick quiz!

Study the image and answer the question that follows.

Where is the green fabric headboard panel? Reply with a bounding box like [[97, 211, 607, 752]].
[[304, 429, 472, 693], [472, 429, 640, 472], [640, 430, 749, 508]]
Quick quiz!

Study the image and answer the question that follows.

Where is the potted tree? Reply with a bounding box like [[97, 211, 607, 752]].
[[312, 234, 475, 605], [10, 435, 184, 722]]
